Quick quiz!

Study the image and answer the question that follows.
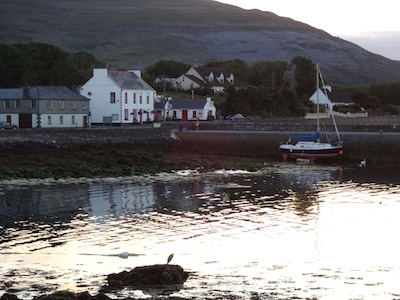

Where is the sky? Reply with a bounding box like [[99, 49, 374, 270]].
[[215, 0, 400, 60]]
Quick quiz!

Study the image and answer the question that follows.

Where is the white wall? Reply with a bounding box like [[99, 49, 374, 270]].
[[80, 69, 156, 124], [0, 114, 19, 126]]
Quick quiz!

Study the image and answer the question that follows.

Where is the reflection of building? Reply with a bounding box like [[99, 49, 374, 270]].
[[88, 184, 156, 216], [80, 69, 156, 124]]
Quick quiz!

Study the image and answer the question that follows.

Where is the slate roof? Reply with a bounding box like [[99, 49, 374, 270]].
[[185, 74, 206, 86], [107, 70, 154, 91], [193, 66, 231, 80], [167, 99, 207, 110], [0, 86, 88, 100], [323, 87, 352, 104], [192, 66, 241, 88]]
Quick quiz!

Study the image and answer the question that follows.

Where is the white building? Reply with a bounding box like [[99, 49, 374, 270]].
[[0, 86, 90, 128], [310, 85, 353, 111], [154, 97, 217, 121], [80, 68, 156, 124], [173, 66, 239, 93]]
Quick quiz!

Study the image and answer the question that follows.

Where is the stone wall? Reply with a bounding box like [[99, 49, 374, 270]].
[[0, 127, 172, 149]]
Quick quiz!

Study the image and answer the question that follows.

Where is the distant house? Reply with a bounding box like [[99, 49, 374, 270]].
[[0, 86, 90, 128], [310, 85, 353, 111], [80, 68, 156, 124], [173, 66, 240, 93], [154, 97, 217, 121]]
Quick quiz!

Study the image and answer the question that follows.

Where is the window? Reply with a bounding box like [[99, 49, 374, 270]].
[[146, 94, 150, 104], [4, 100, 9, 109], [139, 94, 142, 104], [133, 93, 136, 104], [110, 92, 116, 103], [60, 116, 63, 125], [124, 109, 129, 120], [71, 116, 75, 124], [71, 101, 76, 109], [173, 111, 177, 118], [15, 100, 20, 109], [31, 100, 36, 109], [192, 111, 197, 118], [47, 116, 51, 125], [82, 101, 87, 110], [47, 101, 52, 109], [59, 101, 65, 110], [125, 93, 128, 104]]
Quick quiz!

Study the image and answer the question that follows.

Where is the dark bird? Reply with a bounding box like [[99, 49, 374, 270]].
[[167, 253, 174, 264]]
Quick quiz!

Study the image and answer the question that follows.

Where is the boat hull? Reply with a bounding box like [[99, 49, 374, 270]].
[[279, 142, 343, 161]]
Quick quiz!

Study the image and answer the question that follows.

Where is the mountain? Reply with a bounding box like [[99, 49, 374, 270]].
[[2, 0, 400, 86]]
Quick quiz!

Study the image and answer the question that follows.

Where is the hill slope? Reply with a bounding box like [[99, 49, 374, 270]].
[[2, 0, 400, 86]]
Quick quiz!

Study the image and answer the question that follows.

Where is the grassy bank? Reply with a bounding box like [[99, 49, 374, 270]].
[[0, 143, 266, 180]]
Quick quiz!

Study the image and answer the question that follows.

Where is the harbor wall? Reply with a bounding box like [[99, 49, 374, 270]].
[[0, 118, 399, 163]]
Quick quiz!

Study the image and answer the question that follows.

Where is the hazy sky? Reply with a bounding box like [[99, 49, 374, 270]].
[[215, 0, 400, 60]]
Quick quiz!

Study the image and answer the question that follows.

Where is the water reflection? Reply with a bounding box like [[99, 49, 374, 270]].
[[1, 163, 400, 299]]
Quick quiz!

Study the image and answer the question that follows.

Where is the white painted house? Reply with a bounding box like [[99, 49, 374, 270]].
[[310, 85, 353, 111], [173, 66, 239, 93], [0, 86, 90, 128], [80, 69, 156, 124], [154, 97, 217, 121]]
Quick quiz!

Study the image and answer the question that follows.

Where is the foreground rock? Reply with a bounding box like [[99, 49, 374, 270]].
[[105, 264, 189, 289], [0, 265, 189, 300]]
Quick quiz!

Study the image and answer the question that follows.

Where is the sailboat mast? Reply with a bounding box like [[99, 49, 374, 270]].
[[316, 64, 320, 134]]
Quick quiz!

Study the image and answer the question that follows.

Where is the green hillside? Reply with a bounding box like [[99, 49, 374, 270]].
[[2, 0, 400, 86]]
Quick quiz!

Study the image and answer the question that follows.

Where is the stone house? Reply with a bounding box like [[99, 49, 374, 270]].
[[0, 86, 90, 128], [173, 66, 239, 93], [80, 68, 156, 124], [154, 97, 217, 121]]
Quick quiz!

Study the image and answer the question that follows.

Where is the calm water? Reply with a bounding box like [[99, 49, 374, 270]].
[[1, 163, 400, 299]]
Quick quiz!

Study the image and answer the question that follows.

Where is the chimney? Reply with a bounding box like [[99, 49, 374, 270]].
[[23, 86, 30, 99], [93, 68, 108, 77], [128, 70, 141, 78]]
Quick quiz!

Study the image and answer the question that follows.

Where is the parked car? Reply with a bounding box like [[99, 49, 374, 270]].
[[226, 113, 244, 120], [0, 121, 18, 129]]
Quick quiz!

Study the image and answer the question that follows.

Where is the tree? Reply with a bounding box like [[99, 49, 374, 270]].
[[144, 60, 191, 79], [248, 61, 289, 88], [291, 56, 316, 98], [0, 44, 23, 88], [0, 42, 105, 88]]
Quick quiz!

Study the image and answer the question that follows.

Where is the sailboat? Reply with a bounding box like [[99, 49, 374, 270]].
[[279, 64, 343, 162]]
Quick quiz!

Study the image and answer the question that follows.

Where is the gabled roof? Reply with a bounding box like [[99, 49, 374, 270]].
[[192, 66, 240, 88], [193, 66, 232, 79], [0, 86, 88, 100], [323, 87, 352, 103], [107, 70, 154, 91], [185, 74, 207, 86], [167, 99, 208, 110]]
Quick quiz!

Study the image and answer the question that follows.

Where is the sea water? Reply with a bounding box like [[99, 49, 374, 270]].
[[0, 163, 399, 299]]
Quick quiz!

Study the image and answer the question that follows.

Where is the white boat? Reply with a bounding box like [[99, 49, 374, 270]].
[[279, 65, 343, 162]]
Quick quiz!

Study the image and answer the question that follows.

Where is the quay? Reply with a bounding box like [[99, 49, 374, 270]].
[[0, 116, 399, 163]]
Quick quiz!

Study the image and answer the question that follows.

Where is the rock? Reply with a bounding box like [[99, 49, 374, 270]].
[[0, 294, 21, 300], [106, 264, 189, 288]]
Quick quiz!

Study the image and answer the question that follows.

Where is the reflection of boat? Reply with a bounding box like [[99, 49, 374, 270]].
[[279, 65, 343, 162]]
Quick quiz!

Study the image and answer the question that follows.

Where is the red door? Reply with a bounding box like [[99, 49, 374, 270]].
[[182, 110, 188, 120]]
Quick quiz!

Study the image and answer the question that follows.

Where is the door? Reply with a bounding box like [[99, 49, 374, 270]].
[[19, 114, 33, 128], [182, 110, 188, 120]]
